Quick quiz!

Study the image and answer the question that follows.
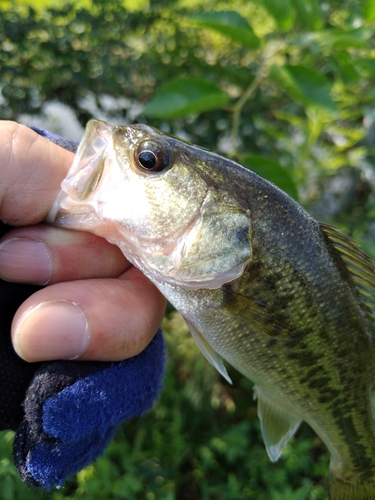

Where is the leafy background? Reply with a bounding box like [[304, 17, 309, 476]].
[[0, 0, 374, 498]]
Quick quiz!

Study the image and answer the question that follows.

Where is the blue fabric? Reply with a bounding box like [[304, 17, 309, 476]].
[[43, 329, 165, 440], [27, 426, 117, 490], [28, 126, 79, 153], [22, 330, 165, 489]]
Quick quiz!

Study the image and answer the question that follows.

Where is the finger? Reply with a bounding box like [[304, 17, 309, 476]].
[[0, 224, 130, 285], [11, 266, 167, 362], [0, 121, 74, 225]]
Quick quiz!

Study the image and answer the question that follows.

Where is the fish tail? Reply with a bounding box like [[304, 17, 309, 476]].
[[329, 467, 375, 500]]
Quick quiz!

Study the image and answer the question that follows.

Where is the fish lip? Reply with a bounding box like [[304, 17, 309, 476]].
[[46, 120, 113, 225], [46, 184, 99, 230], [46, 194, 96, 229]]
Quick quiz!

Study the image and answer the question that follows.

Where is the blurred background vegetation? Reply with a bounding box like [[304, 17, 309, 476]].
[[0, 0, 374, 498]]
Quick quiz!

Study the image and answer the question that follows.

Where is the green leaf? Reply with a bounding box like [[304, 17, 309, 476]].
[[357, 57, 375, 77], [143, 77, 229, 119], [290, 0, 323, 30], [188, 11, 260, 48], [269, 64, 336, 112], [260, 0, 294, 31], [364, 0, 375, 22], [305, 27, 373, 50], [333, 51, 360, 84], [242, 155, 299, 200], [241, 154, 298, 200]]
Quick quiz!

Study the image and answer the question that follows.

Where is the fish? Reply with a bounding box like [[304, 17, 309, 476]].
[[47, 119, 375, 500]]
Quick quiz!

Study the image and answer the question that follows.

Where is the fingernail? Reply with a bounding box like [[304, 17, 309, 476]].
[[0, 238, 52, 284], [13, 301, 91, 362]]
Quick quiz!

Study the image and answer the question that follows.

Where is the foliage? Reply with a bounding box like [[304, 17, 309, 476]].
[[0, 0, 375, 498], [1, 0, 375, 242]]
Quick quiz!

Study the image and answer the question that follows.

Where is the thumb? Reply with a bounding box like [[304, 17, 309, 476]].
[[0, 121, 74, 226]]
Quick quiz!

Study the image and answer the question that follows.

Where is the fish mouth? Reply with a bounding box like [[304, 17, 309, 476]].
[[47, 120, 112, 228]]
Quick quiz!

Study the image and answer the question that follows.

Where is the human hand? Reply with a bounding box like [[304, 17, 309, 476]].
[[0, 121, 166, 362], [0, 121, 166, 488]]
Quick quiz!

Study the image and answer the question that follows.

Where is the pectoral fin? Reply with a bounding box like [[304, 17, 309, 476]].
[[222, 285, 295, 338], [254, 386, 301, 462], [185, 319, 232, 384]]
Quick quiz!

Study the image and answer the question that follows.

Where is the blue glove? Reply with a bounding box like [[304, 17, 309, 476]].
[[0, 127, 166, 490], [13, 330, 165, 489]]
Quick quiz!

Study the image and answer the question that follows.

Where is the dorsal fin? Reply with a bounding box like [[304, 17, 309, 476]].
[[320, 223, 375, 320]]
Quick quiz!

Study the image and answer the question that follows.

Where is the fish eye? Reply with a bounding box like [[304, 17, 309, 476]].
[[135, 140, 170, 173]]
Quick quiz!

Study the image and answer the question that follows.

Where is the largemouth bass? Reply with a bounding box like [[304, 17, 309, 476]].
[[48, 120, 375, 500]]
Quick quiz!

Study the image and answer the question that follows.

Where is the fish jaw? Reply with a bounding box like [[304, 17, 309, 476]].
[[47, 120, 112, 232]]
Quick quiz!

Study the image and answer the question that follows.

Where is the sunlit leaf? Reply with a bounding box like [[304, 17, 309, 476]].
[[305, 28, 373, 50], [242, 155, 299, 201], [269, 64, 336, 112], [143, 77, 229, 119], [290, 0, 323, 30], [260, 0, 294, 31], [0, 0, 92, 10], [188, 11, 260, 48], [363, 0, 375, 22]]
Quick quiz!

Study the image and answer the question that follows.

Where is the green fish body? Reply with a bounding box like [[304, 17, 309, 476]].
[[49, 120, 375, 500]]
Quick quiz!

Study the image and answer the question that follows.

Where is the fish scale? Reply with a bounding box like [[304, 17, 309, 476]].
[[48, 119, 375, 500]]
